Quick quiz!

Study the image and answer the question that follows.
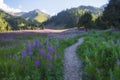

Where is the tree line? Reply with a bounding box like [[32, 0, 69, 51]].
[[77, 0, 120, 31]]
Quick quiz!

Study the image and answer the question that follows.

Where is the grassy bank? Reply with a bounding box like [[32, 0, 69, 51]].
[[77, 30, 120, 80]]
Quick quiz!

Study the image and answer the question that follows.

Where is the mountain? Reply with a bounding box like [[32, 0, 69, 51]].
[[22, 9, 50, 23], [1, 8, 50, 23], [0, 9, 41, 32], [100, 4, 108, 10], [45, 5, 103, 28], [79, 6, 103, 15], [13, 12, 26, 16]]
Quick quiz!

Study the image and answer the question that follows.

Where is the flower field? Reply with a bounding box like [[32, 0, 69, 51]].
[[0, 32, 78, 80], [1, 29, 119, 80]]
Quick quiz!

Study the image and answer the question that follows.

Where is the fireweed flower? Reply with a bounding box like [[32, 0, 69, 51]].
[[35, 60, 40, 66], [22, 50, 26, 58], [48, 46, 54, 52], [28, 45, 32, 51], [40, 43, 43, 47], [8, 54, 12, 59], [46, 53, 51, 61], [57, 54, 61, 58], [39, 49, 46, 55], [28, 51, 32, 56], [33, 40, 39, 47]]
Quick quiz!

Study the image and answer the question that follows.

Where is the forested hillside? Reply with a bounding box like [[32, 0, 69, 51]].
[[45, 6, 103, 28], [0, 9, 41, 31]]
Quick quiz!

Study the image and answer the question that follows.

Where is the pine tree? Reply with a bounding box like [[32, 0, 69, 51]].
[[78, 12, 93, 31], [103, 0, 120, 29], [95, 16, 107, 30]]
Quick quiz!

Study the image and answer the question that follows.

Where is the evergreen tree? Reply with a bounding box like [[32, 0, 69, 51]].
[[102, 0, 120, 29], [78, 12, 93, 31], [95, 16, 107, 30]]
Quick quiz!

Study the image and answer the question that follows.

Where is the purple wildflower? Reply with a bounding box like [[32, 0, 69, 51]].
[[35, 60, 40, 66], [40, 43, 43, 47], [22, 50, 26, 58], [28, 51, 32, 56], [39, 49, 46, 55], [48, 46, 54, 52], [57, 54, 61, 58], [8, 54, 12, 59], [28, 45, 32, 51], [46, 53, 51, 60], [33, 40, 39, 47]]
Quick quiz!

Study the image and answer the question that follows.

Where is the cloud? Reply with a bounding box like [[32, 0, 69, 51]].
[[18, 5, 22, 9], [41, 9, 55, 16], [0, 0, 21, 13], [41, 9, 48, 13]]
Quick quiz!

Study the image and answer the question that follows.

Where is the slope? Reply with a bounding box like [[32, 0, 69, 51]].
[[45, 6, 103, 28], [22, 9, 50, 23]]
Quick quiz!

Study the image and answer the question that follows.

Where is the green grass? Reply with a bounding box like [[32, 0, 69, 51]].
[[77, 30, 120, 80], [0, 32, 79, 80]]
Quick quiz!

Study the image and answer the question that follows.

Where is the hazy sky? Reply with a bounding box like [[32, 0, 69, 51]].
[[2, 0, 108, 15]]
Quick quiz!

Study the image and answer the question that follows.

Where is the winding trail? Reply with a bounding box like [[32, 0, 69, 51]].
[[64, 38, 84, 80]]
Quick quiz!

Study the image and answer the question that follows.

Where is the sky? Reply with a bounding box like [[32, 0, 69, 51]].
[[0, 0, 109, 15]]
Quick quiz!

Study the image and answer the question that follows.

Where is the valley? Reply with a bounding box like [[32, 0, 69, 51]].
[[0, 0, 120, 80]]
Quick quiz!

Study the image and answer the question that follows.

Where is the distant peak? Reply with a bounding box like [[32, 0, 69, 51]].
[[33, 9, 41, 13]]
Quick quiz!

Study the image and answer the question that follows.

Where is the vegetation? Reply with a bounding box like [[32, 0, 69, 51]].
[[102, 0, 120, 29], [77, 1, 120, 79], [95, 16, 107, 30], [77, 30, 120, 80], [0, 9, 41, 32], [78, 12, 94, 31], [77, 0, 120, 31], [0, 32, 78, 80], [45, 6, 102, 28], [22, 9, 50, 23], [0, 17, 11, 31], [1, 0, 120, 31]]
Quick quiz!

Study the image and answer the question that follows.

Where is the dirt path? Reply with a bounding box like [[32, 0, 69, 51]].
[[64, 38, 84, 80]]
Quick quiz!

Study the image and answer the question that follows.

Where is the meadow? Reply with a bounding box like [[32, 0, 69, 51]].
[[0, 30, 79, 80], [0, 29, 120, 80], [77, 30, 120, 80]]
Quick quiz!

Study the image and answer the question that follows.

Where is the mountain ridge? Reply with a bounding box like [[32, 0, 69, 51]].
[[21, 9, 50, 23], [0, 9, 41, 31], [45, 5, 104, 28]]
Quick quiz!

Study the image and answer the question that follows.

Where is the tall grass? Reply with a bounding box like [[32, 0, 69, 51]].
[[77, 30, 120, 80], [0, 32, 78, 80]]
